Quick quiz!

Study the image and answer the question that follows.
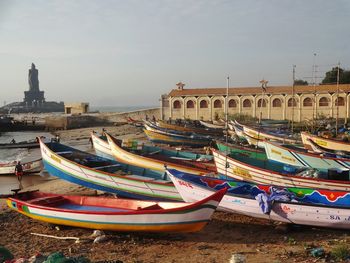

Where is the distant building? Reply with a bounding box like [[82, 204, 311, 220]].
[[161, 83, 350, 122], [0, 63, 64, 113], [64, 102, 89, 114]]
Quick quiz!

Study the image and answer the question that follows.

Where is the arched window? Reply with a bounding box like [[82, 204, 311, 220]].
[[319, 97, 329, 107], [272, 98, 282, 107], [288, 98, 297, 107], [199, 100, 208, 108], [213, 99, 222, 108], [335, 97, 345, 106], [243, 99, 251, 108], [173, 100, 181, 109], [303, 98, 313, 107], [186, 100, 194, 108], [257, 99, 267, 107], [228, 99, 237, 108]]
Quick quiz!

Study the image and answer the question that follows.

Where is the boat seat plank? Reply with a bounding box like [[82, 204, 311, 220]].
[[125, 174, 155, 181], [170, 156, 195, 161], [94, 164, 121, 170]]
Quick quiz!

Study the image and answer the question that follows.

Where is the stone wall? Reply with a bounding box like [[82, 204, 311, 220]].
[[44, 107, 159, 130]]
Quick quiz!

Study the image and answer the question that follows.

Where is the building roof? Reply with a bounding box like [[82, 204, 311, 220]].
[[168, 84, 350, 97]]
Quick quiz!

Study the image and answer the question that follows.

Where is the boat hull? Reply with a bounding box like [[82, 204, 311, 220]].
[[168, 170, 350, 229], [265, 140, 350, 171], [301, 132, 350, 152], [212, 148, 350, 191], [7, 190, 225, 232], [40, 140, 181, 201], [107, 133, 211, 175]]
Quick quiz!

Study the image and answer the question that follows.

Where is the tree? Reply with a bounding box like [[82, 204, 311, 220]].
[[322, 67, 350, 84], [294, 79, 308, 85]]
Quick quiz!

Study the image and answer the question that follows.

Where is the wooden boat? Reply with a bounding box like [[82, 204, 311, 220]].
[[144, 126, 212, 147], [166, 169, 350, 207], [39, 139, 181, 201], [215, 141, 267, 160], [7, 189, 225, 232], [228, 122, 245, 139], [106, 133, 216, 175], [0, 157, 42, 175], [199, 120, 224, 129], [0, 140, 39, 149], [264, 140, 350, 172], [306, 138, 350, 158], [212, 148, 350, 191], [168, 169, 350, 230], [301, 132, 350, 152], [236, 121, 298, 144], [156, 121, 223, 136], [241, 130, 267, 148], [91, 131, 114, 160]]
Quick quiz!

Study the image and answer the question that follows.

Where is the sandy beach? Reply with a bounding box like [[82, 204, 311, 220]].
[[0, 124, 348, 262]]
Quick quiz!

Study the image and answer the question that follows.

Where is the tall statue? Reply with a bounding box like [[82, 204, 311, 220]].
[[28, 63, 39, 91]]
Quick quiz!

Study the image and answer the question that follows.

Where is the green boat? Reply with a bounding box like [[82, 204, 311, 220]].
[[215, 141, 267, 160]]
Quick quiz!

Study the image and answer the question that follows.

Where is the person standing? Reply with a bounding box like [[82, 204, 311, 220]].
[[15, 161, 24, 181]]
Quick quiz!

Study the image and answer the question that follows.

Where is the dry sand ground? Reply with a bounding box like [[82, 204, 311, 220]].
[[1, 124, 349, 263]]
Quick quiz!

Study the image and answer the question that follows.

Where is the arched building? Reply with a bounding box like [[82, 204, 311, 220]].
[[159, 84, 350, 122]]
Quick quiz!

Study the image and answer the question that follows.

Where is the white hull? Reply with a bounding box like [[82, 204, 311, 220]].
[[168, 171, 350, 229]]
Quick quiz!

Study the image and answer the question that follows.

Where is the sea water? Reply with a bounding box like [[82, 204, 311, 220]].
[[0, 131, 53, 195]]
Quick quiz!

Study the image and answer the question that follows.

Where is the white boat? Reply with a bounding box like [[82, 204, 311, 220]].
[[0, 157, 42, 175], [168, 169, 350, 230]]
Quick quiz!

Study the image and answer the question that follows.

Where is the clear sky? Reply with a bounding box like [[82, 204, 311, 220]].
[[0, 0, 349, 107]]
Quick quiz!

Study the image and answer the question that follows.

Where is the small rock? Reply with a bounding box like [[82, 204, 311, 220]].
[[93, 235, 108, 243], [55, 226, 60, 231], [91, 230, 104, 237], [310, 247, 325, 258], [229, 253, 246, 263]]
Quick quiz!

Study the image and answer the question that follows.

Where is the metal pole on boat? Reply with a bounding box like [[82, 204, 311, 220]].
[[336, 62, 340, 136], [292, 65, 296, 134], [225, 76, 229, 178], [312, 53, 317, 132]]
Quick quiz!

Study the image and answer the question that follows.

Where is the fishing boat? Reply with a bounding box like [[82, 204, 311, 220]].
[[144, 124, 212, 147], [228, 122, 245, 140], [168, 169, 350, 230], [156, 120, 223, 136], [264, 140, 350, 171], [0, 140, 39, 149], [215, 141, 267, 160], [91, 131, 114, 160], [199, 120, 225, 129], [301, 132, 350, 152], [236, 121, 298, 144], [166, 169, 350, 207], [212, 148, 350, 191], [106, 133, 216, 175], [39, 139, 181, 201], [7, 189, 226, 232], [0, 157, 42, 175]]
